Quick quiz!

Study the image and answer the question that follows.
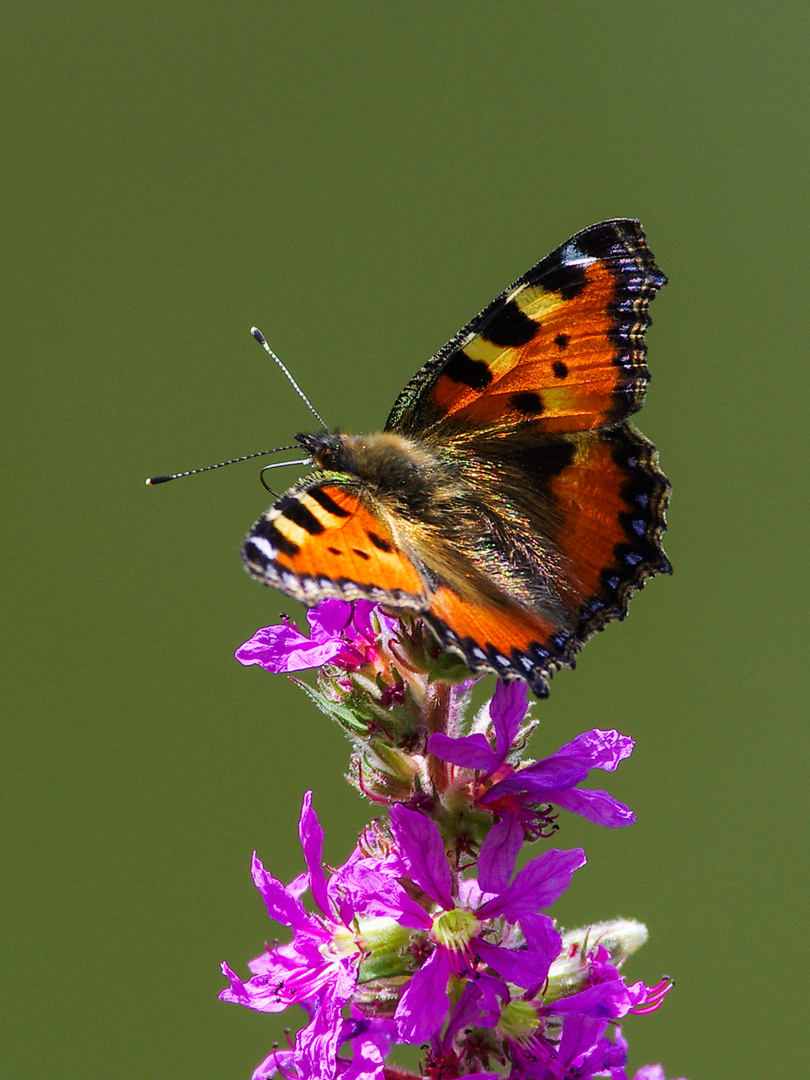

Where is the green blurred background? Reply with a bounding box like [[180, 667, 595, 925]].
[[3, 4, 807, 1077]]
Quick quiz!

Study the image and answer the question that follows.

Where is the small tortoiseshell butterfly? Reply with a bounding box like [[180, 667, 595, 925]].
[[242, 219, 670, 696]]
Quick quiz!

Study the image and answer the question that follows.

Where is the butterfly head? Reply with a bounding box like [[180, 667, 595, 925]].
[[295, 430, 341, 469]]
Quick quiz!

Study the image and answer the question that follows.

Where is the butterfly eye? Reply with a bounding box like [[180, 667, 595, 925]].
[[297, 432, 345, 471]]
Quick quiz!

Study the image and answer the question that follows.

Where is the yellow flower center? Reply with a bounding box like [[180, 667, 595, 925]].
[[497, 999, 540, 1047], [430, 906, 480, 952]]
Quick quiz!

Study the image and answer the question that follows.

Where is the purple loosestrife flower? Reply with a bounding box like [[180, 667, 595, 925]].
[[337, 803, 584, 1045], [220, 792, 408, 1080], [236, 599, 397, 675], [419, 925, 672, 1079], [428, 680, 635, 834]]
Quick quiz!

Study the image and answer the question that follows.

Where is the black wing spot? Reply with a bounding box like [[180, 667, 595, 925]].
[[309, 487, 352, 518], [554, 333, 570, 350], [442, 350, 493, 390], [511, 391, 544, 415], [552, 360, 568, 379], [539, 254, 587, 300], [482, 300, 538, 347], [352, 548, 371, 561], [368, 531, 393, 552], [277, 495, 325, 535], [519, 437, 576, 481], [328, 546, 342, 555]]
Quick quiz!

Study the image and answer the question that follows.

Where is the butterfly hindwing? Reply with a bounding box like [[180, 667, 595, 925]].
[[541, 425, 671, 636], [423, 586, 569, 697], [406, 423, 670, 695], [242, 476, 428, 609], [386, 219, 665, 439]]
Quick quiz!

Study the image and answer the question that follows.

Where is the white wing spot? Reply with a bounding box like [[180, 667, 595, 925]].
[[249, 536, 277, 560], [561, 241, 597, 267]]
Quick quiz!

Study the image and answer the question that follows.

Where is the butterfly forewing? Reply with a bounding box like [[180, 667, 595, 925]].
[[243, 476, 428, 609], [386, 219, 665, 439]]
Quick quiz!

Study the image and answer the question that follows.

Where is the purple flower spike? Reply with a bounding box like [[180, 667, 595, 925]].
[[227, 589, 687, 1079]]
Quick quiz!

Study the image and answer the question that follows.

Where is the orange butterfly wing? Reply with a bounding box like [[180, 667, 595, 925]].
[[242, 479, 427, 608], [387, 219, 663, 438], [400, 426, 670, 696]]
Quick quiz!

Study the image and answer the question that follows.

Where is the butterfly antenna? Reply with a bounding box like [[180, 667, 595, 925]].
[[251, 327, 328, 431], [145, 446, 298, 486]]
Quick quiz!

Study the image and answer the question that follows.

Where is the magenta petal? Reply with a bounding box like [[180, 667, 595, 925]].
[[549, 977, 636, 1018], [395, 947, 452, 1043], [389, 805, 453, 910], [550, 728, 635, 772], [347, 600, 377, 643], [490, 679, 529, 759], [236, 622, 346, 672], [338, 864, 431, 930], [299, 792, 332, 916], [550, 786, 635, 827], [428, 732, 498, 773], [251, 1048, 296, 1079], [219, 957, 292, 1013], [250, 853, 313, 932], [474, 938, 554, 989], [307, 599, 352, 639], [556, 1012, 612, 1074], [295, 962, 357, 1080], [480, 757, 587, 800], [480, 847, 586, 920], [218, 961, 249, 1005], [478, 815, 523, 894], [444, 980, 491, 1041], [472, 973, 509, 1026], [520, 912, 562, 958], [296, 995, 344, 1080], [343, 1036, 385, 1080]]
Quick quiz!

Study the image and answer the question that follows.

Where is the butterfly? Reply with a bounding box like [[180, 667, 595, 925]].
[[242, 219, 671, 696]]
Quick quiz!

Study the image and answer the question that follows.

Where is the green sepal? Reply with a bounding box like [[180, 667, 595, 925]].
[[290, 678, 370, 735], [356, 953, 412, 984]]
